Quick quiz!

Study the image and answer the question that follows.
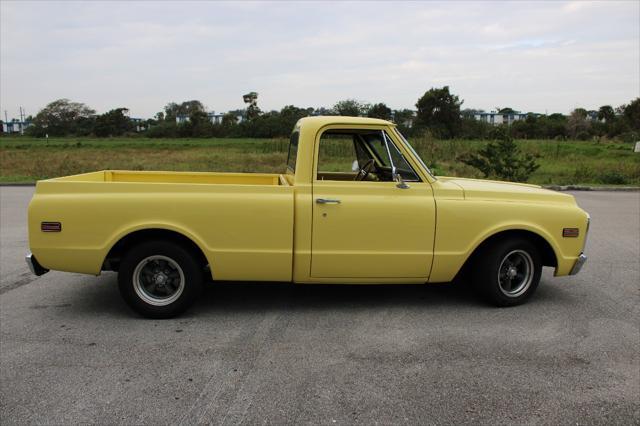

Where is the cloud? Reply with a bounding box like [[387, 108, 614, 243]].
[[0, 0, 638, 119]]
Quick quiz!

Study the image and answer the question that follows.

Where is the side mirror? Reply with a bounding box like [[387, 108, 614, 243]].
[[393, 170, 410, 189]]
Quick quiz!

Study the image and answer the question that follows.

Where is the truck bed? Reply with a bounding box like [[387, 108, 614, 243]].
[[29, 169, 294, 282], [48, 170, 289, 186]]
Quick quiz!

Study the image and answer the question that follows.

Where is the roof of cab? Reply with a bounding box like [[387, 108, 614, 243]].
[[295, 116, 394, 131]]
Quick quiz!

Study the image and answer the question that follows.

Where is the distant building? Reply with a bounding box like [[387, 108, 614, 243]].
[[175, 111, 243, 125], [585, 111, 600, 122], [473, 111, 535, 126], [130, 118, 148, 132], [391, 110, 417, 128], [175, 114, 190, 125], [310, 107, 334, 117], [208, 113, 224, 124], [2, 119, 32, 134]]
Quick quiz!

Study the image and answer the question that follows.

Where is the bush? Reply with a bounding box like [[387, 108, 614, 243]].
[[146, 122, 178, 138], [459, 129, 539, 182], [617, 131, 640, 144], [576, 131, 591, 141], [573, 164, 595, 182], [598, 170, 629, 185]]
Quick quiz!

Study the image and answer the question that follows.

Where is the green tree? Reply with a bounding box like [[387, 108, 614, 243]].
[[221, 112, 239, 128], [415, 86, 463, 138], [29, 99, 96, 136], [164, 100, 206, 122], [392, 109, 415, 125], [367, 103, 392, 120], [182, 100, 206, 114], [94, 108, 133, 137], [279, 105, 310, 134], [461, 129, 539, 182], [622, 98, 640, 131], [597, 105, 615, 122], [540, 114, 568, 139], [163, 102, 180, 122], [594, 105, 616, 137], [510, 113, 540, 139], [187, 109, 215, 137], [243, 92, 261, 120], [333, 99, 367, 116], [313, 107, 333, 116], [566, 108, 591, 139]]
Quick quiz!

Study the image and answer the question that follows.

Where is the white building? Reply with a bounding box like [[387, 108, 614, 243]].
[[2, 119, 31, 134], [176, 111, 244, 125], [175, 115, 190, 124], [473, 111, 532, 126], [130, 118, 148, 132]]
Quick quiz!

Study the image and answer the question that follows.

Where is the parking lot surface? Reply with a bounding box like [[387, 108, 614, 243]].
[[1, 187, 638, 424]]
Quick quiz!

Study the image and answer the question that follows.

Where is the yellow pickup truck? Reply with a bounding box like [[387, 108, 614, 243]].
[[26, 116, 589, 318]]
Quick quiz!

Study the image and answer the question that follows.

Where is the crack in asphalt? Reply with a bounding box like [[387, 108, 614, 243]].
[[0, 271, 38, 295]]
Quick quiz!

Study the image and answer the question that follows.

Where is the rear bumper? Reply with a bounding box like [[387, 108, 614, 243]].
[[25, 253, 49, 276], [569, 253, 587, 275]]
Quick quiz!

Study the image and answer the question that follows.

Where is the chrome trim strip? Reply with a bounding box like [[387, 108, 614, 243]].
[[316, 198, 341, 204]]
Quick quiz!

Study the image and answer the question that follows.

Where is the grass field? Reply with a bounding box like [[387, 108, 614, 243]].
[[1, 136, 638, 185]]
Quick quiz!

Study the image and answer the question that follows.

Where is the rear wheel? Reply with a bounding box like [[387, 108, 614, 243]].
[[118, 240, 203, 318], [472, 238, 542, 306]]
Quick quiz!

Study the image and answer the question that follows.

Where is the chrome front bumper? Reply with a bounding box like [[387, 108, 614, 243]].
[[25, 253, 49, 276], [569, 253, 587, 275]]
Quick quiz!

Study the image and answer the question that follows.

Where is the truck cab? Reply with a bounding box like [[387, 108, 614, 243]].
[[286, 117, 437, 282]]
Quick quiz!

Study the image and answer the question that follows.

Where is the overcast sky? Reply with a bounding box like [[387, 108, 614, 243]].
[[1, 1, 638, 119]]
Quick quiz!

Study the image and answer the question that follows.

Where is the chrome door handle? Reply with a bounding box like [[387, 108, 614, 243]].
[[316, 198, 341, 204]]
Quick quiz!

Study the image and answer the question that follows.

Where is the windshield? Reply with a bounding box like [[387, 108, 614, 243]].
[[393, 128, 436, 179]]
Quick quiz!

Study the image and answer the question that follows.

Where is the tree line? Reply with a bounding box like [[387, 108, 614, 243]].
[[7, 87, 640, 141]]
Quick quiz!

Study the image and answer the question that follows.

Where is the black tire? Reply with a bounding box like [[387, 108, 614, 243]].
[[472, 238, 542, 307], [118, 240, 203, 318]]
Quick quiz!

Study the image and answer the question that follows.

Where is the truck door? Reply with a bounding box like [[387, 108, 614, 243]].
[[311, 127, 436, 279]]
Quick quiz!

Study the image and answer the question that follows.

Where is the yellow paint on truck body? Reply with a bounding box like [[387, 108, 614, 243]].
[[28, 116, 589, 283]]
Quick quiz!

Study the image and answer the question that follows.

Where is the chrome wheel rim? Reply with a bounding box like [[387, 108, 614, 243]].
[[497, 250, 534, 298], [133, 255, 185, 306]]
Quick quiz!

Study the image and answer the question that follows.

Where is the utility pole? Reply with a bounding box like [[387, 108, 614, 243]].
[[19, 107, 24, 135], [3, 110, 7, 134]]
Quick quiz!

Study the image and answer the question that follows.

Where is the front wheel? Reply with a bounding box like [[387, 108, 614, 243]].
[[118, 240, 203, 318], [472, 238, 542, 307]]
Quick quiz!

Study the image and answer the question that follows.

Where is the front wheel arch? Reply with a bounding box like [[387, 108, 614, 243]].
[[454, 229, 557, 283]]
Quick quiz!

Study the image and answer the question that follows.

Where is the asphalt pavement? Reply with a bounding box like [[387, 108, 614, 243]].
[[1, 186, 638, 425]]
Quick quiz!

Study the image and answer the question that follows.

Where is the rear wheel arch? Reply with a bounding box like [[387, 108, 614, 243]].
[[103, 228, 210, 275], [118, 239, 204, 318]]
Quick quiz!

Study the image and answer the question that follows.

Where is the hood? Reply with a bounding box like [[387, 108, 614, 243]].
[[437, 177, 576, 205]]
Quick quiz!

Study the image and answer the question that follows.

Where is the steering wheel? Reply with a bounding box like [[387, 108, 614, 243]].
[[354, 159, 376, 181]]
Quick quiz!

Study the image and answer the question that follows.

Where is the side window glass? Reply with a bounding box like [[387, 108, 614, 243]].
[[317, 133, 357, 179], [286, 131, 299, 173]]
